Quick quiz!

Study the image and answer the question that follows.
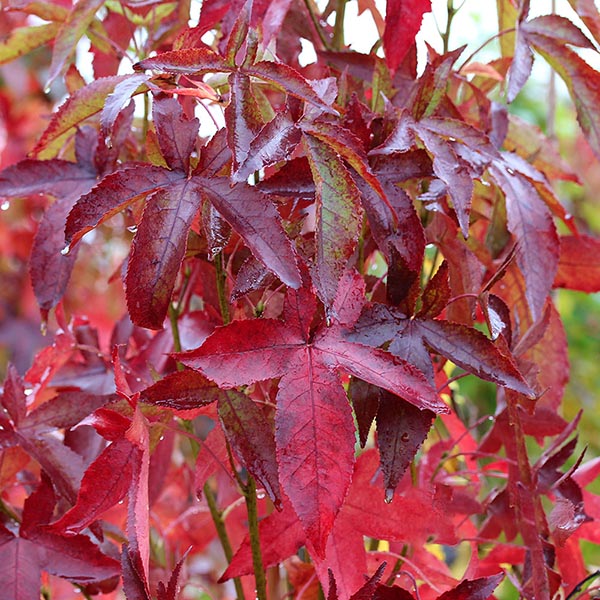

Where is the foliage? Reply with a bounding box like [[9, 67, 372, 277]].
[[1, 0, 600, 599]]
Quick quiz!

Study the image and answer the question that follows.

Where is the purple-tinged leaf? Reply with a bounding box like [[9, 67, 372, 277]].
[[0, 23, 60, 65], [233, 111, 301, 183], [417, 319, 532, 395], [437, 574, 505, 600], [225, 0, 251, 65], [376, 393, 434, 500], [243, 61, 337, 114], [524, 14, 594, 47], [0, 532, 44, 600], [121, 545, 151, 600], [65, 165, 184, 248], [226, 72, 266, 175], [200, 177, 302, 288], [489, 160, 559, 322], [153, 95, 200, 173], [22, 391, 113, 432], [196, 128, 232, 176], [257, 157, 315, 198], [126, 182, 201, 329], [134, 48, 233, 75], [276, 363, 355, 557], [0, 159, 95, 197], [507, 26, 534, 102], [101, 74, 149, 137], [50, 438, 138, 534], [303, 135, 363, 308], [383, 0, 432, 73], [30, 197, 80, 316], [139, 370, 223, 411], [1, 365, 26, 426], [348, 562, 387, 600], [156, 552, 188, 600], [231, 256, 275, 300], [218, 390, 282, 507], [371, 149, 433, 182], [33, 76, 131, 159]]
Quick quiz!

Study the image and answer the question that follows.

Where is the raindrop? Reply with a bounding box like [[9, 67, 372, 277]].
[[384, 488, 394, 504], [118, 500, 125, 505], [40, 320, 48, 336], [44, 84, 51, 95], [104, 135, 113, 149], [24, 388, 33, 397], [127, 225, 138, 233], [506, 167, 515, 175], [0, 201, 9, 211], [481, 180, 491, 187], [256, 491, 266, 499], [565, 213, 573, 220], [159, 435, 165, 441], [401, 432, 410, 442], [448, 136, 456, 142], [60, 244, 71, 256]]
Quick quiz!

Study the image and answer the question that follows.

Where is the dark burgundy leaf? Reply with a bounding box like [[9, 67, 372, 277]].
[[121, 545, 151, 600], [1, 365, 26, 426], [233, 111, 301, 183], [489, 160, 559, 322], [200, 177, 302, 288], [65, 165, 184, 248], [349, 378, 380, 448], [418, 261, 451, 319], [152, 95, 200, 173], [126, 182, 201, 329], [218, 390, 281, 507], [436, 574, 504, 600], [101, 74, 149, 137], [376, 393, 435, 500]]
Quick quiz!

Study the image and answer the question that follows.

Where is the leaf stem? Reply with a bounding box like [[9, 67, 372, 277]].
[[456, 28, 516, 72], [243, 476, 267, 600], [333, 0, 346, 50], [441, 0, 457, 54], [215, 251, 231, 325], [204, 482, 247, 600], [303, 0, 332, 51], [168, 304, 185, 371]]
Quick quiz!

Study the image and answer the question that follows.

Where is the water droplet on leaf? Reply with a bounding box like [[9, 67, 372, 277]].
[[127, 225, 138, 233], [0, 201, 10, 211], [384, 488, 394, 503], [256, 491, 266, 499], [60, 244, 71, 256]]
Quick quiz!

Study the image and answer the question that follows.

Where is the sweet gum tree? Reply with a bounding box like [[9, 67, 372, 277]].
[[1, 0, 600, 598]]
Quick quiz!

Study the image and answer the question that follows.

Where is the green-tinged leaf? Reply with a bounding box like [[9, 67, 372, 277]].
[[47, 0, 107, 86], [33, 76, 130, 159], [126, 182, 201, 330], [303, 135, 363, 308], [65, 165, 185, 248], [133, 48, 233, 74], [0, 23, 61, 65]]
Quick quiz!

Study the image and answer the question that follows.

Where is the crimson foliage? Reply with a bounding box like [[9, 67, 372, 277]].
[[1, 1, 600, 599]]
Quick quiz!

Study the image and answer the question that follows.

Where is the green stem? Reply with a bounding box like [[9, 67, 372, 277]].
[[168, 304, 185, 371], [333, 0, 346, 50], [243, 476, 267, 600], [215, 251, 231, 325], [170, 312, 244, 599], [441, 0, 456, 54], [205, 483, 247, 600], [303, 0, 332, 51]]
